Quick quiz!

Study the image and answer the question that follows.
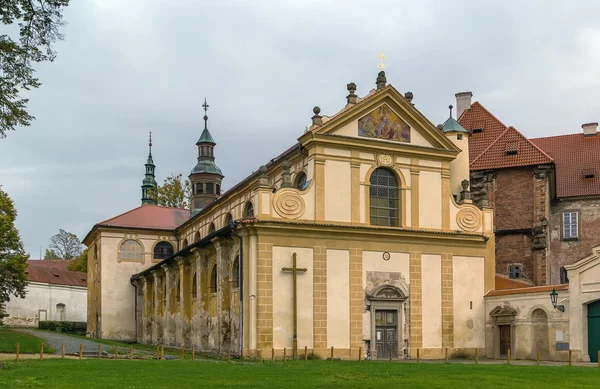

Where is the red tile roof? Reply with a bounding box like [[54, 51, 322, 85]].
[[532, 132, 600, 198], [25, 260, 87, 287], [485, 283, 568, 297], [98, 204, 189, 230], [494, 274, 534, 290], [459, 103, 553, 170]]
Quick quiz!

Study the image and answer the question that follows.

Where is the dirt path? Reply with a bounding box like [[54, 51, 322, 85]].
[[12, 329, 119, 355]]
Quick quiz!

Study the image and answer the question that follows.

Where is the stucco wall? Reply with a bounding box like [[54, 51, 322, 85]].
[[421, 254, 442, 348], [327, 249, 350, 348], [453, 256, 485, 349], [4, 282, 87, 326]]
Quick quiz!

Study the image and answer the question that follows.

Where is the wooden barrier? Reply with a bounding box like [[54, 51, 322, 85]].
[[156, 345, 159, 359], [129, 346, 133, 360], [507, 349, 511, 365], [98, 344, 101, 359], [330, 346, 333, 361], [40, 342, 44, 361], [569, 350, 572, 366], [389, 347, 392, 362], [61, 343, 65, 359], [16, 343, 20, 361], [417, 348, 420, 363], [192, 346, 195, 361], [445, 348, 448, 364], [304, 346, 308, 360], [358, 347, 362, 361], [161, 345, 164, 360], [271, 348, 274, 362], [182, 345, 185, 360], [475, 348, 479, 365], [537, 349, 540, 366], [283, 348, 287, 363], [79, 344, 83, 360]]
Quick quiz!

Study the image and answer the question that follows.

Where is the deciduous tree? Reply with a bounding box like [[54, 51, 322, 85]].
[[150, 173, 192, 210], [0, 0, 71, 137], [43, 248, 59, 260], [67, 248, 87, 272], [0, 187, 28, 321], [48, 229, 82, 260]]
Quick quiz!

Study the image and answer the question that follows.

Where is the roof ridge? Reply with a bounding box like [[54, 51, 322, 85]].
[[98, 204, 146, 225], [531, 132, 590, 141], [463, 101, 509, 130], [469, 127, 510, 166], [507, 125, 554, 162]]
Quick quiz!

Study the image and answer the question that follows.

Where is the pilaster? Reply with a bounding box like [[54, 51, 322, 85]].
[[349, 248, 363, 349], [151, 270, 161, 344], [410, 161, 420, 228], [441, 253, 454, 348], [257, 241, 273, 350], [409, 251, 422, 357], [313, 245, 327, 351]]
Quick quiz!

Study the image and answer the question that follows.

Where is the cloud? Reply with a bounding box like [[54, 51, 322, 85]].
[[1, 0, 600, 254]]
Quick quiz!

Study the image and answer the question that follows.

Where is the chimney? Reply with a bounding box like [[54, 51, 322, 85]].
[[455, 92, 473, 120], [582, 122, 598, 136]]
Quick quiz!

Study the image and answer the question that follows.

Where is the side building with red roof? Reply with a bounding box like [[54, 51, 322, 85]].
[[3, 260, 87, 326]]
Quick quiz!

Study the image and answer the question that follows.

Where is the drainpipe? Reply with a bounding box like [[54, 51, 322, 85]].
[[230, 221, 244, 357], [130, 278, 138, 343]]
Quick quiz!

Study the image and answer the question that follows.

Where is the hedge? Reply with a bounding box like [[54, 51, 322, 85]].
[[39, 321, 86, 335]]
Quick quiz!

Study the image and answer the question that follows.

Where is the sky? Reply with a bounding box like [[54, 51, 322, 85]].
[[1, 0, 600, 257]]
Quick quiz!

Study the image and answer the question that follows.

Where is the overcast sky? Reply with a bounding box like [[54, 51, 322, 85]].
[[1, 0, 599, 256]]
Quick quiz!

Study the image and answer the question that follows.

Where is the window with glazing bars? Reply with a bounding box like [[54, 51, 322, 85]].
[[563, 212, 578, 239], [369, 168, 399, 227]]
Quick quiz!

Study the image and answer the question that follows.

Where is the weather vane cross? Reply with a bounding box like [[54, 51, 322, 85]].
[[378, 51, 387, 71], [202, 98, 209, 113]]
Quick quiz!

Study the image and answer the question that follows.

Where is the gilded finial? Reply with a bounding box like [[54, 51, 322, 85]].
[[377, 51, 387, 71]]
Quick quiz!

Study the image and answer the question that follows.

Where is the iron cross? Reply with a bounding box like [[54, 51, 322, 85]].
[[202, 98, 209, 112], [282, 252, 307, 359]]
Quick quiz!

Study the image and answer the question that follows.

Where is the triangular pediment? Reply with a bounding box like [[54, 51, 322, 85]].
[[309, 85, 459, 153]]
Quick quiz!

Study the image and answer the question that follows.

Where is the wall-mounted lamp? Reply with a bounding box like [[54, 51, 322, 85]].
[[550, 288, 565, 312]]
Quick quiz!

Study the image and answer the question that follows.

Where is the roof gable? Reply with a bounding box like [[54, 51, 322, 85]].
[[458, 102, 509, 161], [310, 85, 459, 153], [470, 126, 553, 170], [532, 132, 600, 198], [98, 204, 189, 230], [25, 260, 87, 287]]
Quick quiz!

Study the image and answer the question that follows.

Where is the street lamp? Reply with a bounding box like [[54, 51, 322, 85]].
[[550, 288, 565, 312]]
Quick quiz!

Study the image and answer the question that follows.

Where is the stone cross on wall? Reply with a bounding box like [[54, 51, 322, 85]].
[[281, 252, 307, 359]]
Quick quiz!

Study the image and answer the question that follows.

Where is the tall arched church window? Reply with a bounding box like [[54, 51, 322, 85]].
[[153, 241, 174, 260], [244, 201, 254, 217], [225, 213, 233, 226], [232, 255, 240, 288], [183, 239, 189, 248], [295, 172, 308, 190], [120, 240, 142, 260], [369, 168, 399, 227], [194, 231, 201, 242], [209, 223, 216, 234], [210, 265, 218, 293]]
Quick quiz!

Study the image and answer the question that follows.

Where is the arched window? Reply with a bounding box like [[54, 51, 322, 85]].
[[153, 241, 174, 260], [225, 213, 233, 226], [176, 279, 181, 303], [192, 272, 198, 300], [56, 303, 66, 321], [183, 239, 189, 248], [244, 201, 254, 217], [295, 172, 307, 190], [210, 265, 218, 293], [119, 240, 142, 260], [232, 255, 240, 288], [194, 231, 201, 242], [369, 168, 399, 227], [208, 223, 216, 234]]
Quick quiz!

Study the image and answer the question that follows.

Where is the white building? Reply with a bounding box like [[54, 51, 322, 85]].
[[4, 260, 87, 326]]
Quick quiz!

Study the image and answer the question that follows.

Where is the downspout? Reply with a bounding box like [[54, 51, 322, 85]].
[[130, 278, 138, 343], [230, 221, 244, 357]]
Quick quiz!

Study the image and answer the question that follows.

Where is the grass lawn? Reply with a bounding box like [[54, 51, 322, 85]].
[[1, 359, 599, 389], [0, 327, 54, 354]]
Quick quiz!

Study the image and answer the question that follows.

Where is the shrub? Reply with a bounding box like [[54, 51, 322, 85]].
[[39, 321, 86, 335]]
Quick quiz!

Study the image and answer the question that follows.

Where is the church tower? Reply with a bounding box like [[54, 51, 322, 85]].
[[141, 132, 158, 205], [189, 99, 224, 217], [441, 105, 470, 198]]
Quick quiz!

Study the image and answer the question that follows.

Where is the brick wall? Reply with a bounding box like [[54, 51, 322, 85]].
[[495, 234, 533, 279], [495, 167, 534, 231]]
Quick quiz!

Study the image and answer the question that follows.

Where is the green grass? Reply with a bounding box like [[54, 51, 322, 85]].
[[1, 359, 599, 388], [0, 327, 54, 354]]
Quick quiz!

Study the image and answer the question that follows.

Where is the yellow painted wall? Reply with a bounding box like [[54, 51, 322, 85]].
[[421, 254, 442, 348], [326, 249, 350, 348], [418, 171, 442, 229], [446, 134, 470, 197], [361, 251, 410, 285], [453, 256, 485, 348], [324, 160, 351, 222], [272, 246, 314, 349]]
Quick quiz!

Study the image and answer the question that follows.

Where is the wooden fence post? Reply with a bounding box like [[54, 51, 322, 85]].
[[507, 349, 511, 365], [445, 348, 448, 364], [537, 349, 540, 366], [330, 346, 333, 361], [283, 348, 287, 363], [161, 345, 164, 360], [271, 348, 274, 362], [358, 347, 362, 361], [417, 348, 420, 363], [192, 345, 195, 361], [569, 350, 572, 366], [61, 343, 65, 359], [98, 344, 101, 359], [228, 350, 231, 362], [40, 342, 44, 361], [79, 344, 83, 360], [16, 343, 20, 361], [129, 346, 133, 360], [475, 348, 478, 364], [598, 350, 600, 368], [182, 345, 185, 360], [304, 346, 307, 360], [389, 347, 392, 362]]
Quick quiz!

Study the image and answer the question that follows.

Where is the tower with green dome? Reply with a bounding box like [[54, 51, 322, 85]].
[[141, 132, 158, 205], [189, 99, 224, 217]]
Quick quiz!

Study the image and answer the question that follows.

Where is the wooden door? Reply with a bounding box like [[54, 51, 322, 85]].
[[499, 325, 511, 357], [375, 310, 397, 359], [588, 301, 600, 363]]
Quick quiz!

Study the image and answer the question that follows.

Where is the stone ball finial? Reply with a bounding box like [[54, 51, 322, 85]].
[[313, 106, 321, 115], [259, 165, 268, 174], [461, 179, 470, 190], [437, 124, 443, 130], [449, 104, 453, 110], [405, 91, 413, 102], [347, 82, 357, 94]]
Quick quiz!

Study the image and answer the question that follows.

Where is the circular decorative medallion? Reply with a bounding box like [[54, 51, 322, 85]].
[[273, 189, 305, 219], [456, 207, 481, 232], [382, 252, 391, 261], [377, 154, 393, 166]]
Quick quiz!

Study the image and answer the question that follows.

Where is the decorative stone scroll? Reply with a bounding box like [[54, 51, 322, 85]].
[[456, 207, 481, 232], [273, 188, 305, 219]]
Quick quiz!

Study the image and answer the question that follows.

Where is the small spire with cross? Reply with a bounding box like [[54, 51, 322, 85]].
[[449, 104, 454, 118], [148, 131, 153, 157], [202, 98, 209, 130]]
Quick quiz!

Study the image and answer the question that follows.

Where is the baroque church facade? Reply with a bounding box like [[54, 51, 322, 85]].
[[83, 71, 496, 359]]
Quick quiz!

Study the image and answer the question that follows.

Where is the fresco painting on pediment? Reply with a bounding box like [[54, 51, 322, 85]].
[[358, 104, 410, 142]]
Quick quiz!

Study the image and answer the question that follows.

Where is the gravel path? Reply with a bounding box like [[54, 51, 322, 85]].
[[13, 329, 118, 355]]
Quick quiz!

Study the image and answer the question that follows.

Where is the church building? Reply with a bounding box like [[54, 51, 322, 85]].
[[83, 70, 495, 359]]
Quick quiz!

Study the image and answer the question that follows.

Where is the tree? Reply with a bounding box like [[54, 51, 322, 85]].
[[0, 0, 71, 137], [0, 186, 28, 322], [43, 248, 59, 260], [151, 173, 192, 210], [48, 229, 82, 259], [67, 248, 87, 272]]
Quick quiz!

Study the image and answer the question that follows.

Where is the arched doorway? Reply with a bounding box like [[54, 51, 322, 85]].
[[367, 284, 408, 359], [588, 300, 600, 362]]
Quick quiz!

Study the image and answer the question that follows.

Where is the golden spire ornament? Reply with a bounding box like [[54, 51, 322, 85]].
[[377, 51, 387, 71]]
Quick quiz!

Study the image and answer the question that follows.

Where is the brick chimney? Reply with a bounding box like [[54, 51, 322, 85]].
[[455, 92, 473, 120], [582, 122, 598, 136]]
